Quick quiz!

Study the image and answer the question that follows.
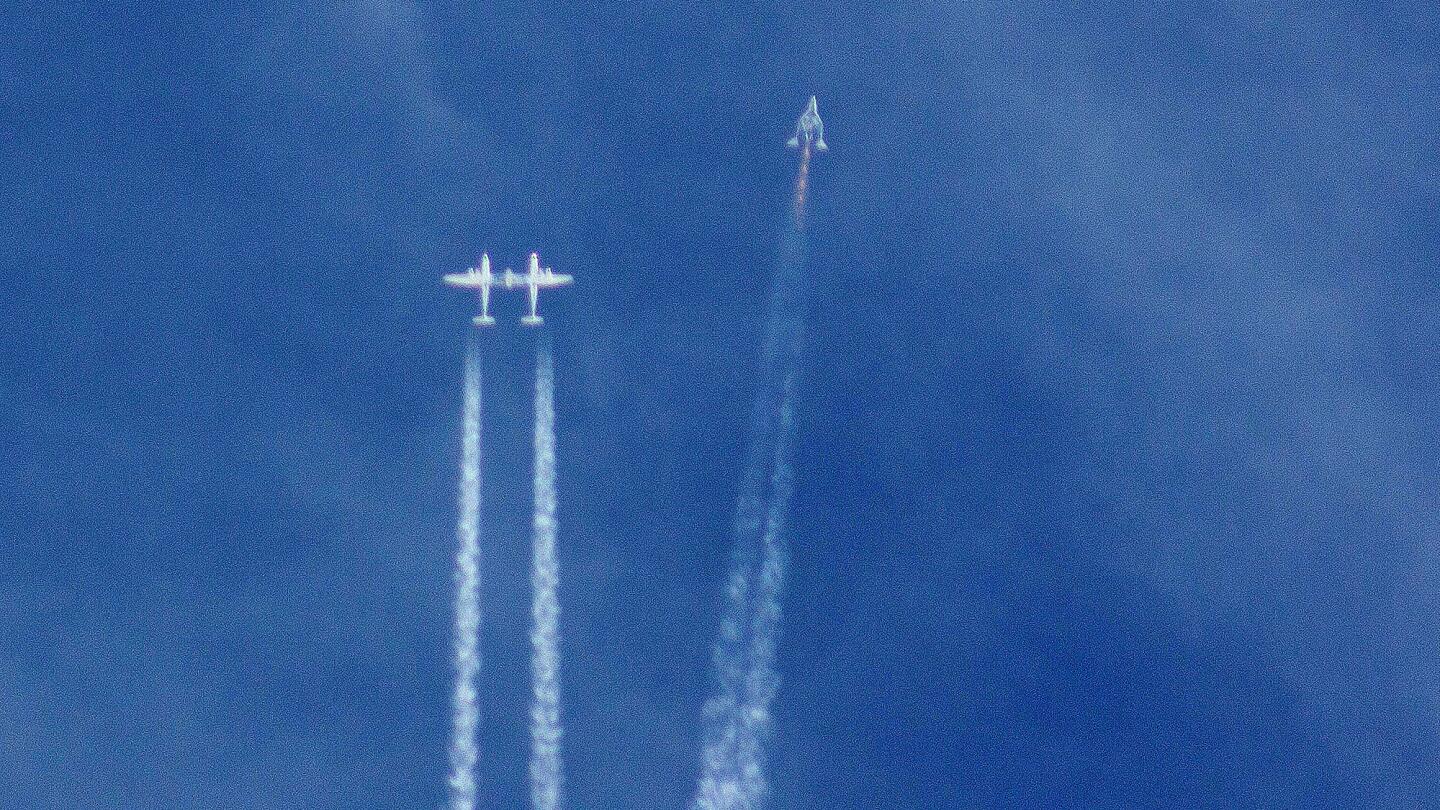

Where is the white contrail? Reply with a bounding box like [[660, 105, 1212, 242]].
[[735, 367, 799, 807], [448, 344, 483, 810], [693, 325, 797, 809], [692, 374, 778, 810], [694, 218, 810, 809], [530, 341, 565, 810]]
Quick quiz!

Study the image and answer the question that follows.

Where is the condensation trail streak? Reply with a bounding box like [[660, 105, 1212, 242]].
[[793, 143, 811, 224], [735, 365, 799, 807], [693, 290, 789, 810], [693, 148, 813, 810], [448, 343, 483, 810], [530, 340, 565, 810]]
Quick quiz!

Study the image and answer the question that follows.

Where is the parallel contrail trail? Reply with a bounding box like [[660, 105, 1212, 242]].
[[530, 339, 565, 810], [448, 343, 483, 810], [694, 143, 813, 810]]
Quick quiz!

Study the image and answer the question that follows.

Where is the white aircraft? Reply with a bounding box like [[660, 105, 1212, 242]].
[[787, 95, 828, 152], [501, 252, 573, 326], [443, 252, 499, 326]]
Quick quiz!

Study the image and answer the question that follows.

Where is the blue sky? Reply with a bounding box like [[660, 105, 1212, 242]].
[[4, 1, 1440, 807]]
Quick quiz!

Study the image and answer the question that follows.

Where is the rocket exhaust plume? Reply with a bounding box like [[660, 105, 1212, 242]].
[[693, 143, 813, 810], [530, 338, 565, 810], [735, 366, 799, 806], [692, 361, 777, 810], [448, 342, 484, 810], [793, 144, 811, 225]]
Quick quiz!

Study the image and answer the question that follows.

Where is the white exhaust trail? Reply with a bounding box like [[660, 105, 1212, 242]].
[[530, 340, 565, 810], [448, 343, 483, 810], [736, 367, 799, 807], [693, 368, 780, 810], [694, 199, 811, 809]]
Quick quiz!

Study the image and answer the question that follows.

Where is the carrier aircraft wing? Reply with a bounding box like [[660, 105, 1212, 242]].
[[443, 253, 497, 326]]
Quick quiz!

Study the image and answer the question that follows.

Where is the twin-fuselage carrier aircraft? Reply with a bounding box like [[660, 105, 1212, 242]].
[[444, 252, 574, 327]]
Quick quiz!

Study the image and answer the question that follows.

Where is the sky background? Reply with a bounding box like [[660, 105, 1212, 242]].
[[5, 1, 1440, 807]]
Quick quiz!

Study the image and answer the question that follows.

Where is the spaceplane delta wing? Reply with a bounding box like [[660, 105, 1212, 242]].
[[786, 95, 828, 152]]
